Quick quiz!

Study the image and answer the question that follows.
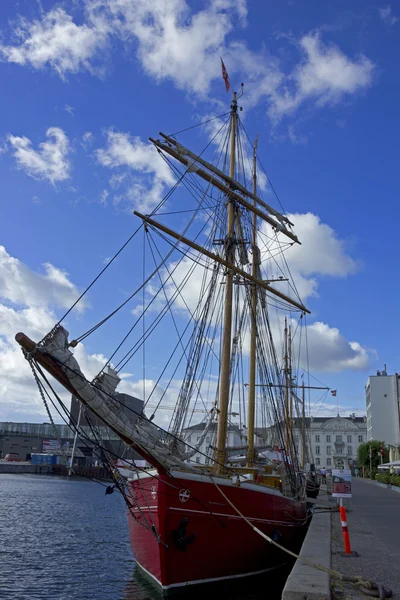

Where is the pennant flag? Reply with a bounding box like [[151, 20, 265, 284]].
[[331, 390, 337, 396], [220, 57, 230, 92]]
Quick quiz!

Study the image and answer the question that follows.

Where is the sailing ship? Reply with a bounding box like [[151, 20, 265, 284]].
[[16, 90, 318, 594]]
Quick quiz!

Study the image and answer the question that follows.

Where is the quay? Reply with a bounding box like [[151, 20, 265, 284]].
[[0, 461, 111, 480], [282, 478, 400, 599]]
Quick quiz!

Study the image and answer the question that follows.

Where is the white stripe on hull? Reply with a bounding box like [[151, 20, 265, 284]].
[[135, 559, 280, 591]]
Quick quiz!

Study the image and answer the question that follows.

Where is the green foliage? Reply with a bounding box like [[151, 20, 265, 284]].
[[390, 475, 400, 487], [357, 440, 386, 471], [375, 473, 391, 484]]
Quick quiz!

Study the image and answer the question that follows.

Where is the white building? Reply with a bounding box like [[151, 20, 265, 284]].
[[184, 415, 367, 469], [306, 415, 367, 470], [366, 367, 400, 461], [183, 422, 246, 465], [366, 367, 400, 446]]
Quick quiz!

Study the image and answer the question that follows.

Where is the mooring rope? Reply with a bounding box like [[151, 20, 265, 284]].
[[209, 477, 392, 599]]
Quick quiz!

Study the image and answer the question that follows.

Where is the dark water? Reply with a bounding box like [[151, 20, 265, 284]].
[[0, 474, 292, 599]]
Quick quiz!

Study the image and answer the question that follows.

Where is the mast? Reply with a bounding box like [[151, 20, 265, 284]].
[[215, 92, 237, 472], [301, 382, 306, 469], [247, 135, 258, 466], [288, 324, 293, 446], [284, 317, 289, 454]]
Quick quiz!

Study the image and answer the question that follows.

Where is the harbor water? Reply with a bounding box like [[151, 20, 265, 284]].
[[0, 474, 292, 599]]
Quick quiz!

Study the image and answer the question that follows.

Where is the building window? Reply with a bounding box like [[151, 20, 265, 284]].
[[315, 435, 320, 442], [347, 446, 352, 456], [205, 457, 210, 465], [347, 435, 352, 443], [358, 435, 363, 443], [315, 445, 320, 455], [336, 447, 343, 454], [327, 458, 332, 466], [294, 435, 299, 444], [326, 446, 331, 455], [326, 435, 331, 443], [196, 436, 201, 442], [206, 437, 210, 444], [187, 436, 191, 443], [316, 458, 320, 466], [195, 456, 200, 463], [336, 435, 342, 442]]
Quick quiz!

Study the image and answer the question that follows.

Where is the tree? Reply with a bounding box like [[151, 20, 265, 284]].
[[357, 440, 386, 471]]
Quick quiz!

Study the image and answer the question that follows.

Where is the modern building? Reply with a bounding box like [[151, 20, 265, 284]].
[[366, 366, 400, 461]]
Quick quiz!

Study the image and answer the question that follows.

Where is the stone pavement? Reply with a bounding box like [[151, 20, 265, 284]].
[[331, 478, 400, 599]]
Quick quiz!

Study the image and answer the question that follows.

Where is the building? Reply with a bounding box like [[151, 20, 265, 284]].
[[256, 414, 367, 471], [366, 366, 400, 462], [306, 414, 366, 470], [182, 415, 366, 470], [0, 421, 139, 465], [183, 422, 264, 465]]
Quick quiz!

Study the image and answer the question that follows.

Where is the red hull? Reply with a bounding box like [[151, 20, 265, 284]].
[[127, 470, 307, 594]]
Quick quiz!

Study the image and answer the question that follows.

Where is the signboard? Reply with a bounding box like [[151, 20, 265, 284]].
[[332, 469, 352, 498], [42, 439, 60, 452]]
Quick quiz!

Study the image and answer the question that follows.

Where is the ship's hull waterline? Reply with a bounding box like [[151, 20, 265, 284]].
[[127, 469, 308, 594]]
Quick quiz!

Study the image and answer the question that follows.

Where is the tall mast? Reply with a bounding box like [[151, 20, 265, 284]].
[[288, 324, 293, 444], [301, 382, 306, 469], [247, 135, 258, 466], [284, 317, 289, 454], [215, 92, 237, 472]]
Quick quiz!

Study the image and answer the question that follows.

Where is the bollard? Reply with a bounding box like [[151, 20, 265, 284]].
[[339, 504, 351, 554]]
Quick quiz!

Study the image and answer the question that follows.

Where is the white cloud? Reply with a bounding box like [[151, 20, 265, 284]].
[[139, 211, 370, 373], [0, 2, 375, 124], [0, 245, 86, 312], [379, 6, 398, 26], [271, 212, 358, 300], [268, 33, 374, 120], [82, 131, 94, 150], [305, 322, 369, 372], [0, 246, 91, 421], [8, 127, 70, 184], [0, 7, 108, 78], [99, 189, 109, 206], [96, 130, 175, 212]]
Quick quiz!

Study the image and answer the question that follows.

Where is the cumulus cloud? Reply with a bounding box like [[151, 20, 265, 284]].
[[0, 246, 91, 421], [8, 127, 71, 184], [268, 33, 374, 120], [95, 130, 175, 212], [138, 211, 370, 373], [0, 246, 86, 312], [269, 212, 358, 300], [0, 7, 108, 78], [0, 2, 375, 123]]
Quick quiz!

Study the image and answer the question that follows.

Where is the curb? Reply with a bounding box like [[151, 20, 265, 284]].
[[281, 511, 331, 600]]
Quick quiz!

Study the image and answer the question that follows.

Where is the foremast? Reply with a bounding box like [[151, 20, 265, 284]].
[[214, 92, 238, 472]]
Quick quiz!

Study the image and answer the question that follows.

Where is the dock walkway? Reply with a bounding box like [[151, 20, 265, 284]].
[[332, 477, 400, 598]]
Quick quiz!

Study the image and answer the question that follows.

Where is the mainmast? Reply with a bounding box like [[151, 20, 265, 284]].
[[247, 135, 258, 466], [215, 92, 238, 472]]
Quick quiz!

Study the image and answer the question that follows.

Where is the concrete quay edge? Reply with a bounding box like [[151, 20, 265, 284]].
[[281, 510, 331, 600]]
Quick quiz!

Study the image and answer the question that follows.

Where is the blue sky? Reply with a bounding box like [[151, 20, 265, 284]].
[[0, 0, 399, 423]]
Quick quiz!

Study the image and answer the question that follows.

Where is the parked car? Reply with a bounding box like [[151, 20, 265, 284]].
[[4, 453, 21, 462]]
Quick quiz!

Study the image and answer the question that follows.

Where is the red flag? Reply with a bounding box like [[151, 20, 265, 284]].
[[220, 57, 230, 92], [331, 390, 337, 396]]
